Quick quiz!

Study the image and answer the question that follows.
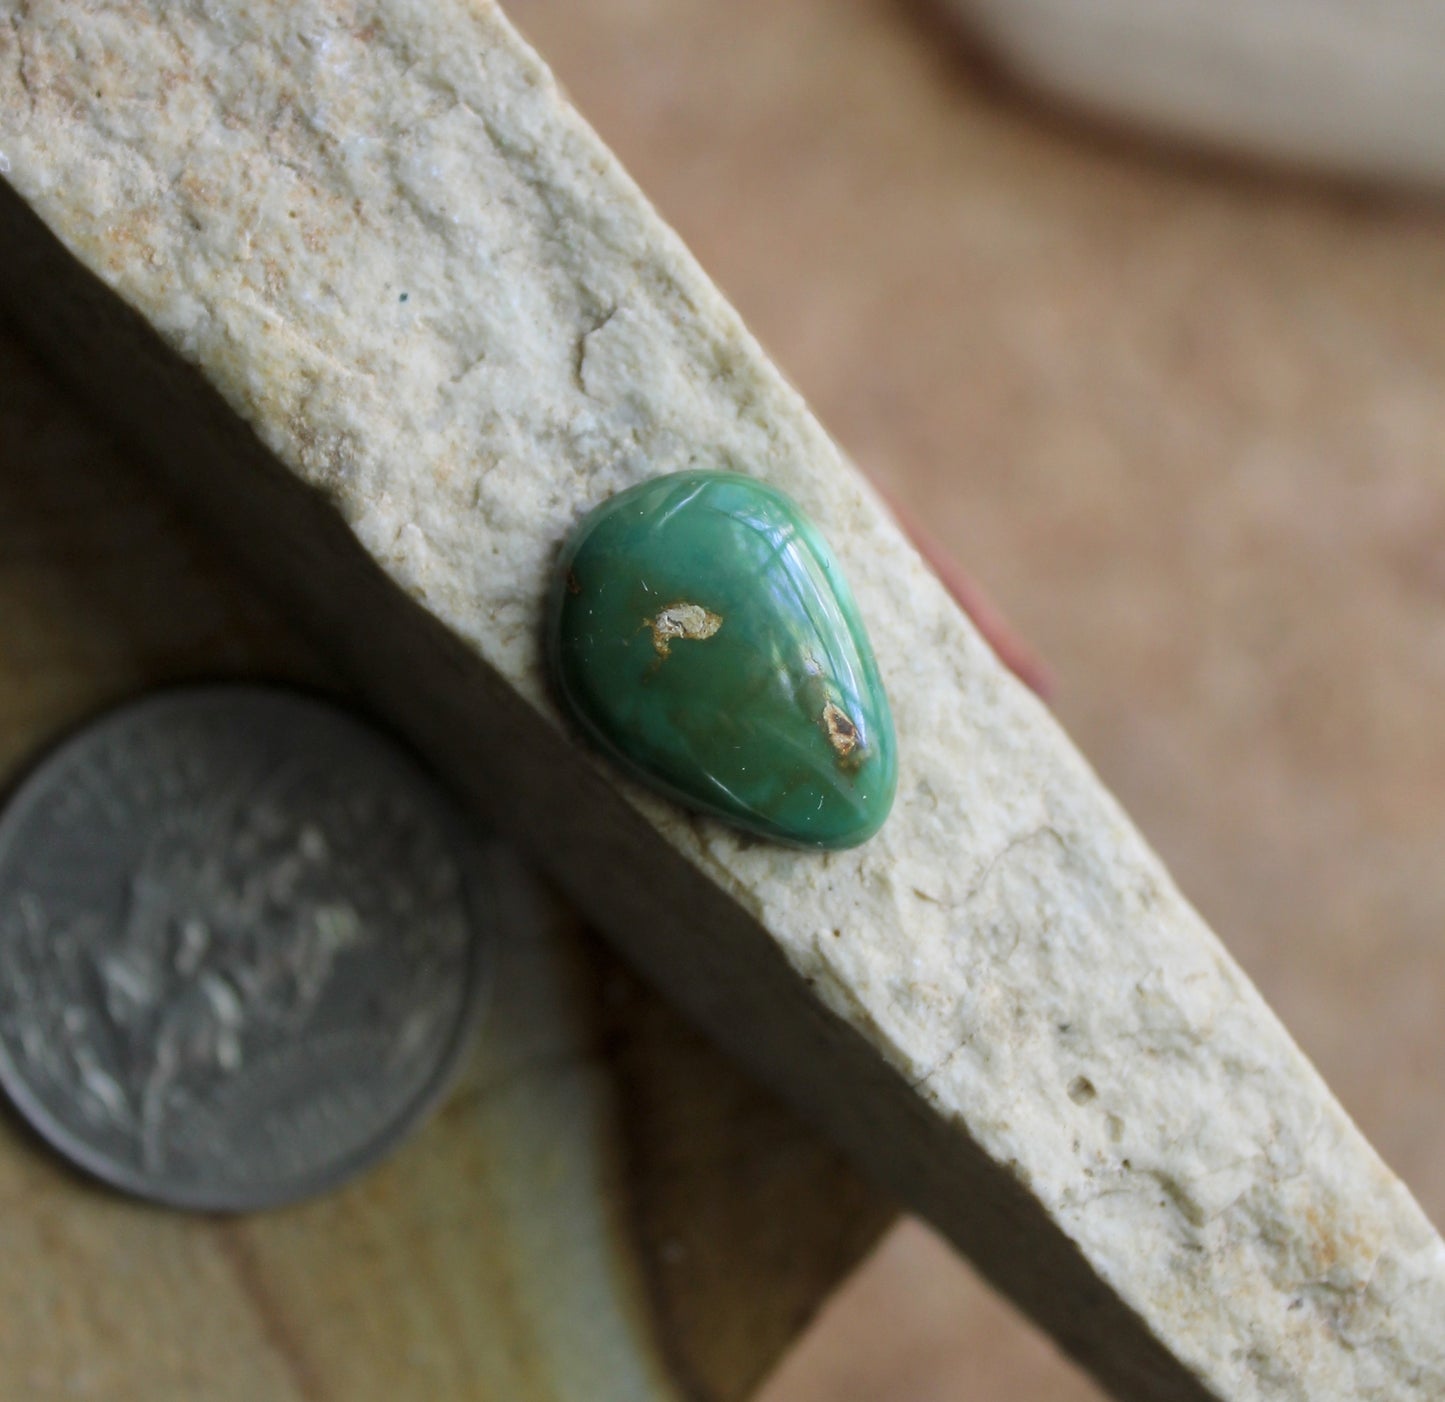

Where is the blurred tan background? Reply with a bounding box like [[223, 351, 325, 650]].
[[503, 0, 1445, 1397]]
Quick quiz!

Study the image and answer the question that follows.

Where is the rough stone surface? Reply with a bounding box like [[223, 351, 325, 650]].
[[1, 2, 1442, 1398], [949, 0, 1445, 188]]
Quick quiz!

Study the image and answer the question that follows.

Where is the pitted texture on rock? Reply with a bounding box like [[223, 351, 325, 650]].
[[2, 2, 1443, 1397]]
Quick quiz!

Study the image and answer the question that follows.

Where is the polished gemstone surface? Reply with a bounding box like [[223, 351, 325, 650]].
[[548, 471, 897, 848]]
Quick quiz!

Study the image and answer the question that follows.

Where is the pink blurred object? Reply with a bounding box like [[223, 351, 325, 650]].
[[886, 490, 1055, 701]]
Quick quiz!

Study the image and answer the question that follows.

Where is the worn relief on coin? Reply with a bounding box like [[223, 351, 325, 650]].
[[0, 688, 493, 1210]]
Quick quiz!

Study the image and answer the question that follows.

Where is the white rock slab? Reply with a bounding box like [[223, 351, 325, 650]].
[[1, 2, 1441, 1396], [949, 0, 1445, 188]]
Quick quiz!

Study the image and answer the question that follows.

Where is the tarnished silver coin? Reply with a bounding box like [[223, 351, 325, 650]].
[[0, 686, 493, 1211]]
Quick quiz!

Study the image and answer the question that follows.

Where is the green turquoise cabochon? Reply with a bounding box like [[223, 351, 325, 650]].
[[547, 471, 897, 849]]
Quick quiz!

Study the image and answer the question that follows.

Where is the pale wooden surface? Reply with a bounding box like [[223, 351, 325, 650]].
[[0, 328, 888, 1402], [488, 0, 1445, 1396]]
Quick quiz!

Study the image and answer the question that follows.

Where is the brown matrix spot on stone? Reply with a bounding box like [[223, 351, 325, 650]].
[[822, 701, 860, 760], [646, 602, 722, 658]]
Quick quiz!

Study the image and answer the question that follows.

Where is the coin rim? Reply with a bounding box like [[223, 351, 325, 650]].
[[0, 684, 500, 1213]]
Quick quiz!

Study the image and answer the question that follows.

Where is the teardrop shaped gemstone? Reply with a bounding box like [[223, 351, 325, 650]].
[[548, 471, 897, 849]]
